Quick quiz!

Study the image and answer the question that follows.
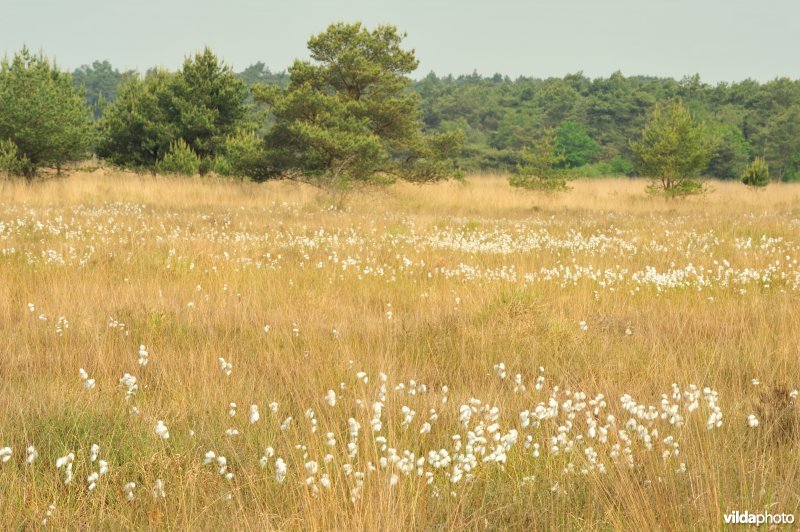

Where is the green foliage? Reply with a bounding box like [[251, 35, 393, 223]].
[[608, 155, 636, 176], [491, 109, 542, 151], [565, 155, 636, 178], [65, 55, 800, 180], [762, 104, 800, 182], [212, 130, 266, 179], [97, 71, 178, 170], [237, 62, 289, 88], [156, 139, 200, 176], [72, 60, 127, 117], [97, 48, 248, 173], [782, 153, 800, 182], [555, 121, 601, 168], [707, 124, 750, 179], [509, 130, 569, 191], [0, 47, 94, 177], [631, 100, 716, 196], [741, 156, 770, 188], [171, 48, 249, 160], [255, 22, 462, 190], [0, 139, 30, 177]]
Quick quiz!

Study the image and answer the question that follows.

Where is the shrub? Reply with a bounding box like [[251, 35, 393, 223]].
[[565, 156, 637, 178], [156, 139, 200, 176], [0, 139, 30, 178], [509, 130, 569, 191], [609, 155, 636, 176], [212, 130, 266, 180], [741, 156, 770, 188], [645, 179, 706, 197]]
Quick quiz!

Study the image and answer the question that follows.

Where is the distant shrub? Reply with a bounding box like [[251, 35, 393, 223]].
[[509, 173, 569, 191], [741, 156, 770, 188], [608, 155, 636, 176], [0, 139, 30, 177], [212, 130, 266, 180], [565, 156, 637, 178], [510, 130, 569, 192], [645, 179, 707, 197], [156, 139, 200, 176]]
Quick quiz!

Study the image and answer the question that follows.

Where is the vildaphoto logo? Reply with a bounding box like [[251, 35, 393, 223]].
[[723, 511, 795, 526]]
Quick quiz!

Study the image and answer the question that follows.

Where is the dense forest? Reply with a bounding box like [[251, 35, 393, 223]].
[[66, 59, 800, 181]]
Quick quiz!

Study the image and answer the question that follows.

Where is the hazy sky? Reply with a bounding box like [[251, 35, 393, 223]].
[[3, 0, 799, 83]]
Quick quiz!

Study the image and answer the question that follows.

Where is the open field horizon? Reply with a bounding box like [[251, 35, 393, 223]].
[[1, 172, 799, 529]]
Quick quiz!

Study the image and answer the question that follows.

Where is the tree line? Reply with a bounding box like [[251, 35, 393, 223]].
[[1, 22, 797, 194]]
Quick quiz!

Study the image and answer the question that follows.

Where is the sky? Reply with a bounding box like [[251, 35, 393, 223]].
[[3, 0, 799, 83]]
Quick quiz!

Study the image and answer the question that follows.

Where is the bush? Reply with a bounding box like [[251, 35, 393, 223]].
[[565, 156, 636, 178], [509, 130, 569, 191], [509, 173, 569, 191], [741, 156, 770, 188], [156, 140, 200, 176], [645, 179, 707, 197], [0, 139, 30, 178], [609, 155, 636, 176], [212, 130, 266, 180]]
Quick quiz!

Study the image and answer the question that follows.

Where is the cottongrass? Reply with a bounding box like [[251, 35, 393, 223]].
[[1, 174, 799, 529]]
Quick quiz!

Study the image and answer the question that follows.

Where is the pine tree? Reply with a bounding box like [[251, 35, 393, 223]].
[[255, 22, 462, 190], [631, 100, 717, 196], [741, 156, 770, 188], [0, 47, 94, 178]]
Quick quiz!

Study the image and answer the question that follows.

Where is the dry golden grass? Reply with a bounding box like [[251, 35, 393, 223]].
[[0, 171, 799, 529]]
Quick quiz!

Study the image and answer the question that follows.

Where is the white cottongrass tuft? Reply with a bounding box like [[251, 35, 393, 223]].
[[79, 368, 95, 389], [747, 414, 759, 428], [26, 445, 38, 464], [123, 482, 136, 501], [119, 373, 138, 401], [138, 345, 149, 366], [249, 404, 260, 424], [41, 504, 55, 526], [218, 357, 233, 377], [55, 452, 75, 485], [155, 420, 170, 440], [259, 447, 275, 468], [0, 447, 11, 463], [274, 457, 287, 483], [325, 389, 337, 407]]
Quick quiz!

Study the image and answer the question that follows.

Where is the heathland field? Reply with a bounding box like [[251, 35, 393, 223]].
[[1, 173, 799, 529]]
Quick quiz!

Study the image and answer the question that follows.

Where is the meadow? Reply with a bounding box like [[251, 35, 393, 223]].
[[1, 172, 799, 529]]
